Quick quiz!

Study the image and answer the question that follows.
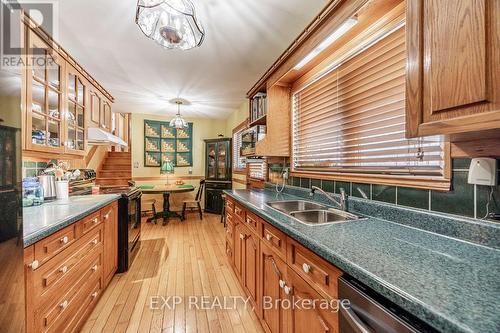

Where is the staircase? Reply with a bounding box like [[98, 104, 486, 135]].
[[96, 151, 132, 187]]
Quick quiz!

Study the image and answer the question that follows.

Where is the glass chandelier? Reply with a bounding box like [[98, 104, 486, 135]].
[[135, 0, 205, 50], [170, 100, 188, 128]]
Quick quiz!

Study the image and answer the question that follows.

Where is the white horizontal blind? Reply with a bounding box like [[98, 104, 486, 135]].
[[292, 27, 445, 176], [233, 130, 246, 170], [247, 159, 267, 180]]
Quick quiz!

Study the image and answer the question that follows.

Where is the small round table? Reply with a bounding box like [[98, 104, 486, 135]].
[[139, 185, 194, 225]]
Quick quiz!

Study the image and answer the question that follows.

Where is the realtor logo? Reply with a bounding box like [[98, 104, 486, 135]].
[[1, 0, 59, 69]]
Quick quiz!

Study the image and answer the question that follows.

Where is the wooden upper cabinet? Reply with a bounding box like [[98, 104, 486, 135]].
[[25, 30, 65, 154], [406, 0, 500, 137], [64, 65, 87, 155], [89, 90, 101, 128], [101, 99, 112, 132], [254, 85, 291, 157]]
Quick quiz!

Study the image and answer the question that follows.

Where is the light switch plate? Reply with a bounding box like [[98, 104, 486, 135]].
[[468, 158, 497, 186]]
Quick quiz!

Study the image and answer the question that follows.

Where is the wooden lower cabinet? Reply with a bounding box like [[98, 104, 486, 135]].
[[225, 197, 342, 333], [259, 242, 288, 333], [102, 202, 118, 287], [286, 269, 339, 333], [243, 227, 259, 306], [25, 201, 118, 333]]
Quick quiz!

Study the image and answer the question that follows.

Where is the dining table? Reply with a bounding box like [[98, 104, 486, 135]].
[[138, 184, 195, 225]]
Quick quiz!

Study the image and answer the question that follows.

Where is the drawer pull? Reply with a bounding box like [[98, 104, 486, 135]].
[[302, 263, 311, 274], [29, 260, 39, 270], [284, 286, 292, 295], [92, 264, 98, 272], [59, 266, 68, 273], [279, 279, 286, 289], [91, 291, 98, 298], [265, 234, 273, 241], [92, 239, 98, 245], [92, 217, 99, 224], [60, 300, 68, 309], [60, 236, 69, 244]]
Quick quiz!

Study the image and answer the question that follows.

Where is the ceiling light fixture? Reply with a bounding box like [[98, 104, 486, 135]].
[[294, 17, 358, 70], [135, 0, 205, 50], [170, 99, 188, 128]]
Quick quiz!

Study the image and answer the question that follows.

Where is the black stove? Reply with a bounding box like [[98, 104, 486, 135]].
[[101, 186, 142, 273]]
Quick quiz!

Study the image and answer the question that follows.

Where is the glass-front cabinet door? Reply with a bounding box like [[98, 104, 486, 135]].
[[26, 31, 64, 153], [66, 67, 86, 154], [101, 99, 112, 132], [207, 142, 217, 180], [217, 141, 228, 180]]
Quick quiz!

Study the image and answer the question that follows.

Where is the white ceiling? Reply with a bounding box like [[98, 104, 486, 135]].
[[56, 0, 327, 119]]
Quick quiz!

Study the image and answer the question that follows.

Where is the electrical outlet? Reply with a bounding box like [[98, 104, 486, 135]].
[[133, 162, 139, 169]]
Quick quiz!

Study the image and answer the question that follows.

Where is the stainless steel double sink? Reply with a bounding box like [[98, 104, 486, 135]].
[[266, 200, 364, 226]]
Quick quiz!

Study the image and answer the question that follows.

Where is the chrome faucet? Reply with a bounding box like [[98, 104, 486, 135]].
[[310, 186, 347, 211]]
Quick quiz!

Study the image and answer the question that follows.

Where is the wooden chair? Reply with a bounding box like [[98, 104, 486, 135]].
[[182, 180, 205, 221], [142, 198, 157, 224]]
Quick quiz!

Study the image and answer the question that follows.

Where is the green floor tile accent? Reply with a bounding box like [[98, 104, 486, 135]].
[[336, 181, 351, 195], [431, 171, 474, 218], [321, 180, 334, 193], [352, 183, 371, 199], [372, 185, 396, 204]]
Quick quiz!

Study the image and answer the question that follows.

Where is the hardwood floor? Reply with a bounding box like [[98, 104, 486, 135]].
[[81, 214, 264, 333]]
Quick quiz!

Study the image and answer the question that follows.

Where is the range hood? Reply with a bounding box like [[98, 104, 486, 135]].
[[87, 127, 127, 146]]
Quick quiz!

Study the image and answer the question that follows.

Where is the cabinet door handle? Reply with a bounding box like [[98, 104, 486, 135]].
[[92, 264, 98, 272], [92, 239, 98, 245], [91, 291, 98, 298], [239, 233, 245, 240], [284, 286, 292, 295], [60, 300, 69, 309], [60, 236, 69, 244], [302, 263, 311, 274], [59, 266, 68, 273], [104, 212, 110, 220], [265, 234, 273, 241], [29, 260, 39, 270], [279, 279, 286, 289]]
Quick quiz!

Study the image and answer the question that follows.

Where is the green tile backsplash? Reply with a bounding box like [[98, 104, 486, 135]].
[[279, 158, 500, 221]]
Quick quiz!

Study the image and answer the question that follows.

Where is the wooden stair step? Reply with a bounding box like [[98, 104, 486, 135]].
[[96, 178, 130, 186], [108, 152, 130, 157], [99, 170, 131, 178], [101, 164, 131, 170]]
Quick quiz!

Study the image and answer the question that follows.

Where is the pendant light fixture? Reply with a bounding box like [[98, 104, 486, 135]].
[[170, 99, 188, 129], [135, 0, 205, 50]]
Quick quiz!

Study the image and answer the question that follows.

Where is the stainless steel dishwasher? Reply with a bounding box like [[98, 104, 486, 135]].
[[338, 276, 438, 333]]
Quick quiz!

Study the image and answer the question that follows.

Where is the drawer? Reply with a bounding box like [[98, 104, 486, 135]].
[[287, 239, 343, 298], [260, 222, 287, 259], [35, 251, 102, 333], [80, 211, 101, 235], [34, 225, 77, 265], [234, 203, 246, 222], [64, 278, 102, 333], [225, 198, 235, 213], [245, 211, 261, 234], [32, 227, 103, 306]]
